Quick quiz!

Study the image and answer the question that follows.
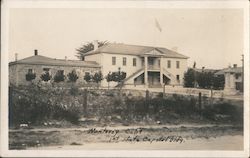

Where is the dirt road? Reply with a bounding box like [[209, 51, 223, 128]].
[[9, 124, 243, 150]]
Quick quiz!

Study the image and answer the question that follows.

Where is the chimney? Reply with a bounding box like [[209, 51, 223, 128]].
[[93, 40, 98, 51], [34, 49, 38, 56], [15, 53, 18, 61], [65, 56, 67, 60], [233, 64, 237, 68]]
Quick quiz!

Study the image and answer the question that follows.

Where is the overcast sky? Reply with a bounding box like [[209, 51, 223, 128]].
[[9, 8, 243, 69]]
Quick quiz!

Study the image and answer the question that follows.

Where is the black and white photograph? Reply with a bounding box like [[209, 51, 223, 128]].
[[0, 0, 249, 157]]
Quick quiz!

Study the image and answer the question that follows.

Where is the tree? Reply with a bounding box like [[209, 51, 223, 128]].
[[84, 72, 92, 83], [40, 71, 51, 82], [106, 72, 112, 89], [197, 72, 213, 89], [184, 68, 196, 87], [110, 68, 127, 89], [26, 72, 36, 81], [212, 75, 225, 90], [53, 71, 65, 83], [92, 71, 103, 88], [67, 70, 79, 82], [76, 40, 108, 60]]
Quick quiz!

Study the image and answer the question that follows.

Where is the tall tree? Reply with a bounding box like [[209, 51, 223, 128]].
[[184, 68, 196, 88], [212, 75, 225, 90], [76, 40, 108, 60]]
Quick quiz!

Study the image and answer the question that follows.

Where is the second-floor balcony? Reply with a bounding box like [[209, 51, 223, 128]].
[[148, 64, 160, 71], [141, 56, 161, 71]]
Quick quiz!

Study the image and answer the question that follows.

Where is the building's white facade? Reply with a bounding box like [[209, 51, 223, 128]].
[[84, 43, 189, 88]]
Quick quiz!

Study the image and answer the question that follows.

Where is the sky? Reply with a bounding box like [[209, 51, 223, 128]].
[[9, 8, 244, 69]]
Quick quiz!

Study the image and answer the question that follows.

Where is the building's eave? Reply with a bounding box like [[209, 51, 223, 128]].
[[9, 62, 101, 68], [83, 51, 189, 59]]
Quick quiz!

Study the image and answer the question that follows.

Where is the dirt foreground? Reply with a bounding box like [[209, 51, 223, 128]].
[[9, 124, 243, 150]]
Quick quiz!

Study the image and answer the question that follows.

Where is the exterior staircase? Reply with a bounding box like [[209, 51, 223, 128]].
[[162, 68, 178, 85], [123, 68, 144, 83]]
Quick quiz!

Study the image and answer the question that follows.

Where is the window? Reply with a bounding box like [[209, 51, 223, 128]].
[[28, 69, 33, 74], [123, 57, 127, 66], [176, 61, 180, 69], [133, 58, 137, 66], [158, 59, 160, 67], [112, 57, 116, 65], [176, 75, 180, 81], [43, 68, 50, 72], [167, 60, 171, 68], [85, 72, 90, 76], [58, 70, 64, 75], [43, 68, 50, 71], [235, 73, 241, 79]]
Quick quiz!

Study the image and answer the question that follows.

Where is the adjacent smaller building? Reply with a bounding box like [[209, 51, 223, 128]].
[[9, 50, 101, 86], [215, 64, 243, 94]]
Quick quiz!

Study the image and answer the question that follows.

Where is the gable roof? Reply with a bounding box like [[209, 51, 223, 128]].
[[9, 55, 100, 68], [83, 43, 189, 59], [215, 67, 243, 75]]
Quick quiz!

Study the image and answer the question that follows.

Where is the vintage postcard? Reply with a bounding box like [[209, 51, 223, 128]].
[[1, 0, 249, 157]]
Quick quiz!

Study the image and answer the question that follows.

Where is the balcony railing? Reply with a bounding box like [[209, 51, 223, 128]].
[[147, 65, 160, 70]]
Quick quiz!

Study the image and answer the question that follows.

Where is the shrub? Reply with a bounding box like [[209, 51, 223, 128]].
[[52, 104, 80, 124], [106, 68, 127, 88], [54, 71, 65, 82], [201, 103, 243, 123], [84, 72, 92, 82], [10, 96, 52, 125], [26, 73, 36, 81], [92, 71, 103, 84], [40, 71, 51, 82], [9, 85, 81, 126], [67, 70, 79, 82], [69, 86, 79, 96]]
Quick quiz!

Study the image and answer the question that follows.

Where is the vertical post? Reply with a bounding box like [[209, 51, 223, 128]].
[[198, 92, 202, 110], [160, 57, 163, 85], [210, 88, 213, 105], [163, 83, 166, 98], [83, 89, 88, 116], [144, 56, 148, 88], [145, 90, 149, 112]]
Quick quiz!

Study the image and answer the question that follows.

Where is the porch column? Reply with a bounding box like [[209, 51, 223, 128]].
[[144, 56, 148, 88], [160, 57, 163, 85]]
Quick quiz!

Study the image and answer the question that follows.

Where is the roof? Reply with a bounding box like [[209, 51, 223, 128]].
[[9, 55, 100, 68], [83, 43, 189, 59], [215, 67, 243, 75], [193, 68, 219, 73]]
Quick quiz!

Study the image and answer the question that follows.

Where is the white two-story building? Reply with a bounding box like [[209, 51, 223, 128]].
[[83, 42, 189, 88]]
